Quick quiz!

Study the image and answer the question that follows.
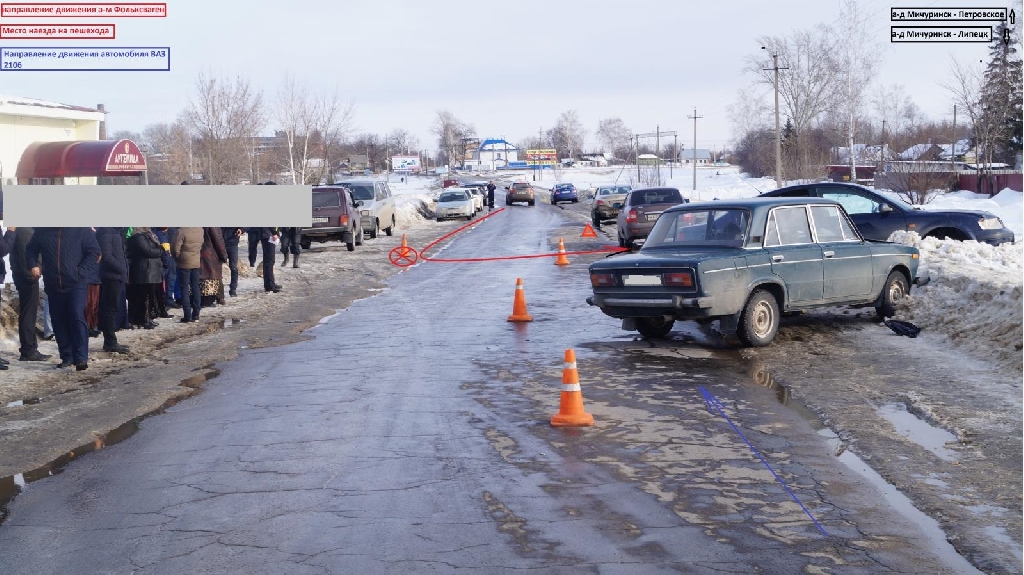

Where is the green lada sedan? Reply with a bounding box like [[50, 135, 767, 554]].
[[587, 197, 925, 346]]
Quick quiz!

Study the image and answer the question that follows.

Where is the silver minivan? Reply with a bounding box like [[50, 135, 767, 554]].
[[338, 178, 398, 238]]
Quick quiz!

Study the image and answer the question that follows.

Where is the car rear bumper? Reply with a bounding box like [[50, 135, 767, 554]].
[[586, 294, 716, 318], [623, 222, 655, 238], [301, 227, 352, 241]]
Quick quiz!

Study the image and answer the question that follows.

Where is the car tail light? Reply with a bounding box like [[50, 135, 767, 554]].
[[341, 214, 349, 226], [596, 200, 605, 206], [663, 272, 694, 287], [590, 273, 614, 287], [625, 208, 638, 223]]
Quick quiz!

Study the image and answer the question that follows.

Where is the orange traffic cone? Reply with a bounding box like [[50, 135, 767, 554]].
[[401, 234, 408, 248], [554, 238, 570, 266], [551, 349, 594, 427], [507, 277, 534, 322], [581, 223, 598, 238]]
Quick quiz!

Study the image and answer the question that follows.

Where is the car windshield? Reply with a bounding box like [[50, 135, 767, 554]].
[[312, 190, 341, 208], [643, 208, 751, 248], [439, 192, 467, 202], [345, 184, 374, 200]]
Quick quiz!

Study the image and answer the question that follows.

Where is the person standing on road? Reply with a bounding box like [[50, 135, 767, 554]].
[[486, 181, 496, 209], [171, 227, 204, 323], [154, 227, 179, 309], [258, 226, 282, 293], [221, 226, 244, 296], [6, 227, 52, 362], [199, 226, 228, 308], [25, 227, 101, 371], [94, 227, 130, 354], [279, 227, 301, 268], [126, 227, 166, 330]]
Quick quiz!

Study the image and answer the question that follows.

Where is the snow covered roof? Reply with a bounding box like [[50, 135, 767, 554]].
[[479, 139, 517, 151], [0, 94, 105, 121], [938, 139, 972, 160]]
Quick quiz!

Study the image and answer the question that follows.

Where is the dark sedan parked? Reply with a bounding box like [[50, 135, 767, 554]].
[[616, 187, 687, 248], [588, 197, 923, 346], [761, 182, 1014, 245]]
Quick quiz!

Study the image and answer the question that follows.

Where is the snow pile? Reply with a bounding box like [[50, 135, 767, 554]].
[[388, 176, 439, 227], [891, 231, 1023, 373]]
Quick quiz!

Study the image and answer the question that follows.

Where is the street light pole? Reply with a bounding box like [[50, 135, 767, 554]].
[[763, 48, 787, 188], [688, 107, 702, 191]]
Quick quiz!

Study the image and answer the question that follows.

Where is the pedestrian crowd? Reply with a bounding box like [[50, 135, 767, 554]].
[[1, 213, 299, 372]]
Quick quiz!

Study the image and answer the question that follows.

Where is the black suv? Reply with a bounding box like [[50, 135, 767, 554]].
[[761, 182, 1014, 245], [301, 186, 364, 251]]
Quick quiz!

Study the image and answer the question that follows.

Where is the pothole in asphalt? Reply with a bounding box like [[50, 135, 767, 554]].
[[876, 402, 960, 461], [0, 368, 222, 527]]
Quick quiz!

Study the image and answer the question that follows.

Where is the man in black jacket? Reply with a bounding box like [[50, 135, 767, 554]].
[[221, 226, 244, 296], [5, 227, 52, 363], [26, 227, 102, 371], [95, 227, 130, 354], [257, 226, 282, 293]]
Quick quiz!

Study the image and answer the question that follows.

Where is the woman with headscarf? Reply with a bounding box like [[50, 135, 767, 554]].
[[125, 226, 165, 330], [199, 226, 228, 308]]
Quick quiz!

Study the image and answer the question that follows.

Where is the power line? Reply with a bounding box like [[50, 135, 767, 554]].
[[687, 108, 703, 191]]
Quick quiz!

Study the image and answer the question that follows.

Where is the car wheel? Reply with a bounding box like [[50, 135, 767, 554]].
[[347, 227, 356, 251], [617, 229, 626, 247], [300, 240, 311, 250], [636, 317, 674, 338], [737, 290, 779, 347], [385, 215, 395, 236], [592, 213, 601, 228], [356, 227, 364, 246], [436, 217, 443, 222], [528, 200, 535, 206], [572, 199, 578, 203], [369, 220, 379, 239], [876, 270, 909, 319]]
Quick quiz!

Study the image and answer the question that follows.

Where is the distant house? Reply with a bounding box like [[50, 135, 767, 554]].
[[637, 153, 660, 166], [899, 143, 943, 161], [937, 139, 975, 163], [476, 138, 518, 169], [679, 149, 712, 165], [579, 152, 609, 167], [347, 154, 369, 172], [834, 144, 895, 164]]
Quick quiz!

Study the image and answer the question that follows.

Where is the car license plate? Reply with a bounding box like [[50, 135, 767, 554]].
[[312, 217, 328, 223], [622, 275, 662, 286]]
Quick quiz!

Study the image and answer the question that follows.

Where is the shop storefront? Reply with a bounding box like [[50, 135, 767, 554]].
[[15, 139, 148, 185]]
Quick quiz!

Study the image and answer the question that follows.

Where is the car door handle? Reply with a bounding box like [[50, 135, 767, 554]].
[[771, 255, 784, 262], [823, 250, 835, 258]]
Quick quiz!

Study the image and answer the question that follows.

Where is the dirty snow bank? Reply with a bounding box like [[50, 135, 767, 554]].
[[891, 231, 1023, 374]]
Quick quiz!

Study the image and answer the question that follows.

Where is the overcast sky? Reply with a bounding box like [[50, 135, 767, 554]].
[[3, 0, 1019, 153]]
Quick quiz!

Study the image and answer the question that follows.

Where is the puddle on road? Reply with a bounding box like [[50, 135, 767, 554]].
[[4, 397, 44, 408], [222, 318, 245, 328], [823, 427, 985, 575], [876, 402, 960, 461], [0, 368, 221, 526]]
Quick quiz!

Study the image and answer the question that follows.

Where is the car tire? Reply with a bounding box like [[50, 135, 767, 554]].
[[528, 200, 535, 206], [592, 213, 601, 228], [617, 229, 626, 247], [572, 199, 578, 203], [347, 227, 356, 252], [300, 240, 311, 250], [385, 215, 395, 236], [636, 317, 674, 338], [737, 290, 779, 347], [876, 270, 909, 319], [356, 227, 363, 246], [436, 217, 442, 222]]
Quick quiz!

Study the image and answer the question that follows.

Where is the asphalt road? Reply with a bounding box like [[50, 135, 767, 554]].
[[0, 194, 983, 573]]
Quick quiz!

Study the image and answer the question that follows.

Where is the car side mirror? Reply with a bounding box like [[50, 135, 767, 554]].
[[879, 203, 893, 213]]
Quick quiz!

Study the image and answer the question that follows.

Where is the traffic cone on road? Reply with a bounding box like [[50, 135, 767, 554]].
[[507, 278, 534, 322], [550, 349, 594, 427], [581, 223, 598, 238], [401, 234, 408, 248], [554, 238, 570, 266]]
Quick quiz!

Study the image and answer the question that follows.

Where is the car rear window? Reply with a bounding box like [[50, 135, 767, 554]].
[[439, 191, 468, 202], [634, 189, 683, 205], [312, 190, 341, 208], [513, 183, 531, 190]]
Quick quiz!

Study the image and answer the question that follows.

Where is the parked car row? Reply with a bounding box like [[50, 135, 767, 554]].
[[435, 188, 481, 222], [301, 178, 397, 252]]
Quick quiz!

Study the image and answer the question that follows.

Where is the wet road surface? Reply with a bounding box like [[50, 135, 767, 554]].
[[0, 199, 973, 573]]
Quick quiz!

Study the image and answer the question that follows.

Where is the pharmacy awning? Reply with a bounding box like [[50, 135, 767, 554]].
[[16, 139, 147, 178]]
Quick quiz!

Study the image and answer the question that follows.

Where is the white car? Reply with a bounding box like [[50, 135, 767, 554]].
[[449, 187, 484, 213], [435, 189, 475, 221]]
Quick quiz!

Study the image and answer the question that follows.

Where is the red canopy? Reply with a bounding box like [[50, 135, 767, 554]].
[[16, 139, 147, 178]]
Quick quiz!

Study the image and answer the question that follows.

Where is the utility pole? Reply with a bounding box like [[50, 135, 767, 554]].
[[671, 134, 677, 179], [635, 135, 641, 182], [688, 107, 703, 191], [636, 128, 677, 186], [951, 104, 957, 175], [655, 125, 661, 185], [762, 48, 787, 188]]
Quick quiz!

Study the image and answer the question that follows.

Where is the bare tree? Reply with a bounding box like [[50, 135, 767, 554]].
[[727, 88, 771, 144], [944, 57, 992, 169], [872, 83, 922, 156], [549, 109, 585, 160], [185, 71, 265, 184], [432, 110, 474, 167], [387, 129, 419, 155], [275, 75, 324, 185], [142, 118, 194, 184], [882, 161, 955, 204], [596, 117, 632, 160], [310, 89, 356, 185], [834, 0, 883, 182]]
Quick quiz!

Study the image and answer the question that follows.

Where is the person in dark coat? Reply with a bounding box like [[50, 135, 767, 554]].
[[25, 227, 101, 371], [94, 227, 130, 353], [199, 227, 228, 307], [154, 227, 178, 309], [486, 181, 496, 209], [84, 229, 102, 339], [125, 227, 165, 330], [257, 226, 282, 293], [5, 227, 52, 362], [279, 227, 302, 268], [221, 226, 244, 296]]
